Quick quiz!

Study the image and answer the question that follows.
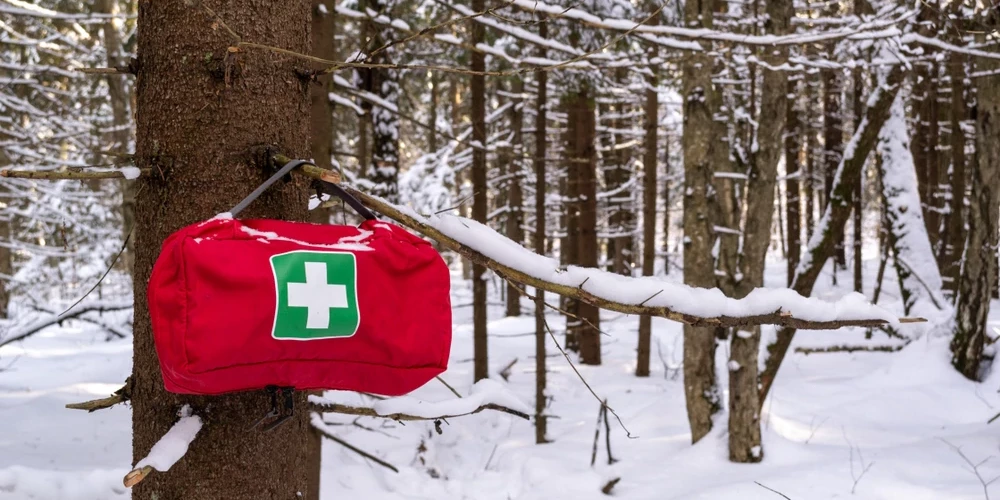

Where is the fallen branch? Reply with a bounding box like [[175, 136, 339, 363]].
[[67, 378, 132, 411], [308, 379, 531, 421], [310, 413, 399, 473], [125, 405, 203, 488], [0, 167, 148, 179], [795, 343, 907, 355], [0, 301, 133, 349], [601, 478, 621, 495]]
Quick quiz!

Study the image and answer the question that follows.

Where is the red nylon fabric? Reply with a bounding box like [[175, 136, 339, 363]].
[[148, 217, 452, 396]]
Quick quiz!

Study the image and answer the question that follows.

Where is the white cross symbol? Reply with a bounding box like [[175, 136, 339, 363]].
[[287, 261, 348, 329]]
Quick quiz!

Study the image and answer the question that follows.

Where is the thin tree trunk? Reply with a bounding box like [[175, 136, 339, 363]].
[[563, 96, 581, 353], [822, 45, 845, 273], [951, 39, 999, 380], [637, 47, 658, 378], [728, 0, 789, 463], [309, 0, 336, 225], [852, 65, 863, 292], [785, 75, 801, 286], [429, 71, 440, 154], [470, 0, 489, 382], [131, 2, 318, 498], [681, 0, 720, 444], [941, 50, 968, 294], [662, 135, 671, 275], [534, 21, 549, 443], [506, 77, 525, 317], [567, 88, 601, 366], [760, 65, 904, 406]]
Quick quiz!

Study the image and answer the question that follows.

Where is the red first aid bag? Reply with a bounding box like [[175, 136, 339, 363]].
[[147, 172, 452, 397]]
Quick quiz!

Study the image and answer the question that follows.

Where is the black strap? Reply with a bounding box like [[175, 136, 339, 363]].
[[229, 159, 376, 221]]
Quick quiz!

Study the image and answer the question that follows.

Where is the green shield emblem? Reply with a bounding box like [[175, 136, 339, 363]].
[[270, 250, 360, 340]]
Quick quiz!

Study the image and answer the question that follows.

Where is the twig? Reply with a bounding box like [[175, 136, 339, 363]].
[[310, 414, 399, 473], [603, 400, 615, 465], [601, 478, 621, 495], [939, 438, 1000, 500], [498, 358, 518, 381], [500, 278, 634, 438], [125, 405, 202, 488], [0, 301, 133, 349], [755, 481, 793, 500], [844, 429, 875, 495], [436, 375, 463, 398], [591, 398, 604, 467], [308, 399, 529, 421], [66, 378, 132, 411], [0, 168, 149, 179]]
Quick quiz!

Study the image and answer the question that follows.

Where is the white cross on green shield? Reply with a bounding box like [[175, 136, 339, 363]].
[[270, 250, 360, 340]]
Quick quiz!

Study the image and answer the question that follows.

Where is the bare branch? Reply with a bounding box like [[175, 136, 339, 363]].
[[310, 414, 399, 473], [66, 378, 131, 412], [308, 398, 530, 421]]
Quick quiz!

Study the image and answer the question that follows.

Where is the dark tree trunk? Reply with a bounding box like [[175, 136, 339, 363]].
[[822, 47, 845, 271], [662, 136, 671, 275], [637, 51, 658, 378], [309, 0, 336, 225], [852, 65, 863, 293], [951, 41, 999, 380], [506, 77, 525, 317], [131, 2, 319, 498], [566, 88, 601, 365], [941, 50, 968, 294], [470, 0, 489, 382], [785, 75, 801, 286], [533, 22, 549, 443], [681, 0, 720, 443]]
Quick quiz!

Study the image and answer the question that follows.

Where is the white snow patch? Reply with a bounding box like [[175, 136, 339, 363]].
[[133, 405, 202, 473]]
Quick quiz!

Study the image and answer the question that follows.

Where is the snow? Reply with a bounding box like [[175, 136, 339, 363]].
[[3, 262, 1000, 499], [133, 405, 203, 473], [119, 166, 141, 180], [392, 204, 897, 325], [371, 379, 532, 418], [239, 225, 373, 252]]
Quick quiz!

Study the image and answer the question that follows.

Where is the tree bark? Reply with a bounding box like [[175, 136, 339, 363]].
[[822, 44, 845, 272], [785, 75, 801, 286], [759, 65, 904, 406], [951, 36, 1000, 380], [852, 65, 863, 293], [566, 87, 601, 366], [131, 2, 319, 498], [506, 77, 525, 317], [637, 38, 659, 378], [534, 21, 549, 443], [941, 50, 968, 294], [470, 0, 489, 382], [308, 0, 336, 225], [681, 0, 720, 444]]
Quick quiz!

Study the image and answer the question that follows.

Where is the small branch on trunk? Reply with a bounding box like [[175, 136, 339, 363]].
[[498, 357, 518, 381], [310, 413, 399, 472], [125, 405, 203, 488], [67, 378, 132, 411], [0, 168, 148, 180]]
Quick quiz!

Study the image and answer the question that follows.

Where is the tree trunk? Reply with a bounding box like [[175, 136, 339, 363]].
[[309, 0, 336, 225], [852, 65, 863, 293], [681, 0, 720, 443], [941, 50, 968, 294], [563, 95, 581, 353], [566, 88, 601, 366], [534, 22, 549, 443], [637, 51, 658, 378], [951, 39, 1000, 380], [470, 0, 489, 382], [132, 2, 319, 498], [785, 75, 801, 286], [760, 65, 904, 406], [506, 77, 525, 317], [822, 49, 845, 272], [662, 136, 671, 275], [98, 0, 136, 277]]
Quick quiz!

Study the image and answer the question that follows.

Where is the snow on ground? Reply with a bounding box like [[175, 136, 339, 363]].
[[2, 257, 1000, 499]]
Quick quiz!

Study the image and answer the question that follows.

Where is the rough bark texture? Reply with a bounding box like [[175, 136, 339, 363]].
[[566, 88, 601, 366], [361, 0, 400, 203], [759, 66, 904, 406], [534, 29, 549, 443], [822, 45, 845, 271], [637, 50, 658, 378], [785, 76, 801, 286], [852, 66, 863, 293], [308, 0, 336, 225], [951, 37, 1000, 380], [727, 0, 789, 463], [99, 0, 135, 276], [941, 50, 967, 293], [132, 2, 319, 498], [470, 0, 489, 382], [681, 0, 720, 444], [505, 77, 525, 317]]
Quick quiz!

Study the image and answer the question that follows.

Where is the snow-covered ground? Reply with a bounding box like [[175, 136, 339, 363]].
[[3, 258, 1000, 500]]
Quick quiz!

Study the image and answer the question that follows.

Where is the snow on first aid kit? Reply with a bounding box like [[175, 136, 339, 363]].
[[147, 160, 452, 397]]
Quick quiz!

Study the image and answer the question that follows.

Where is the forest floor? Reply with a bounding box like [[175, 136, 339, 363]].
[[2, 257, 1000, 499]]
